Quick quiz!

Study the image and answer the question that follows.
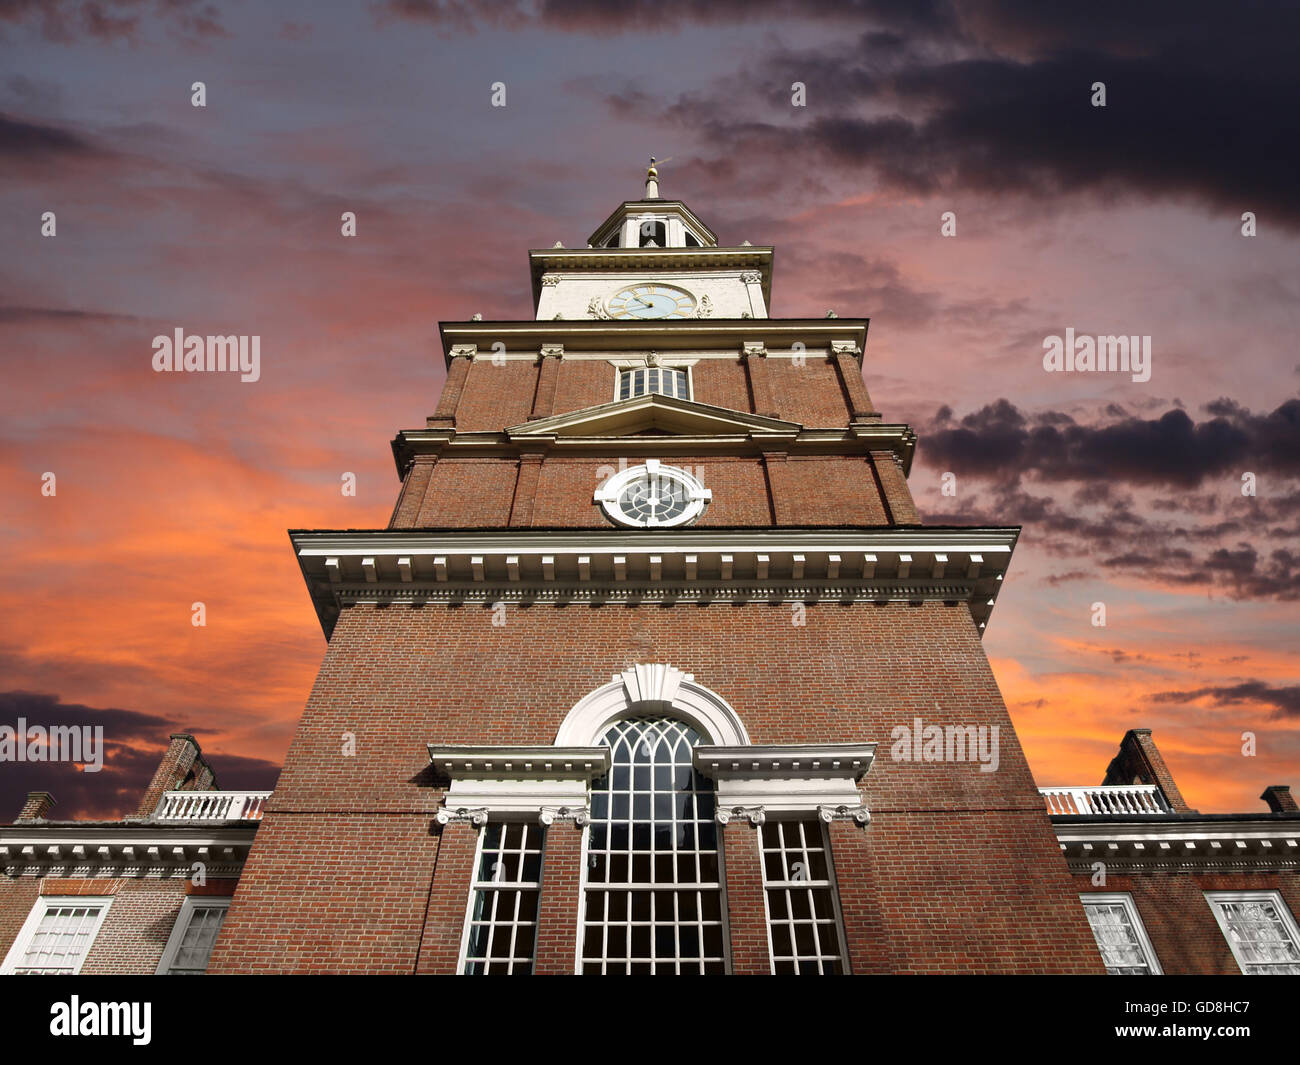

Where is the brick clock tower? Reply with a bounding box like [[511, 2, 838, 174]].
[[208, 164, 1103, 975]]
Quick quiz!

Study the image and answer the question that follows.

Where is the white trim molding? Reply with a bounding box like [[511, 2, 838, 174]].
[[292, 527, 1016, 639], [0, 825, 257, 879], [694, 743, 875, 821], [1052, 818, 1300, 873], [555, 664, 751, 747], [1, 895, 114, 974], [428, 745, 610, 820]]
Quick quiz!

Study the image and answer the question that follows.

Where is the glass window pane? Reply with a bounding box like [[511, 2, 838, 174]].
[[759, 820, 848, 974], [580, 717, 727, 973]]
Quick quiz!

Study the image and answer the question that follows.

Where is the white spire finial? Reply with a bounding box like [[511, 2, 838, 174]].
[[645, 156, 659, 199]]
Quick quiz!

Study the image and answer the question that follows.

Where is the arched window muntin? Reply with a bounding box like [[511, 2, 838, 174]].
[[618, 366, 690, 401], [580, 715, 729, 974]]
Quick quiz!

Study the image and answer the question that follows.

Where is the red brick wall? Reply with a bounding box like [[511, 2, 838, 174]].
[[721, 820, 770, 974], [414, 820, 476, 974], [80, 880, 187, 974], [451, 360, 536, 430], [691, 359, 754, 414], [208, 813, 442, 974], [212, 598, 1098, 973], [399, 452, 904, 528], [554, 359, 612, 413], [0, 877, 194, 975], [433, 356, 864, 433], [0, 877, 41, 965], [415, 459, 516, 527], [530, 455, 773, 527], [1078, 872, 1300, 975], [768, 357, 852, 427], [534, 819, 583, 974]]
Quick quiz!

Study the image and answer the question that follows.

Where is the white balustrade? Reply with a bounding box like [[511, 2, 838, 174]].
[[1039, 784, 1169, 815], [153, 790, 270, 822]]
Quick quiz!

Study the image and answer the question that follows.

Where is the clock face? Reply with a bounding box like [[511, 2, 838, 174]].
[[607, 283, 696, 320]]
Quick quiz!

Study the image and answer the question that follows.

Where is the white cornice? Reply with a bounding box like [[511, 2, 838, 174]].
[[392, 424, 916, 471], [428, 744, 611, 819], [694, 743, 876, 779], [427, 745, 611, 779], [695, 743, 875, 818], [437, 319, 867, 368], [0, 825, 257, 879], [507, 392, 802, 439], [293, 527, 1015, 639], [1052, 818, 1300, 873]]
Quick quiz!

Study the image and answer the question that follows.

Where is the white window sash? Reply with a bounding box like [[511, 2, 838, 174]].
[[1205, 890, 1300, 974], [1, 896, 114, 975], [1081, 893, 1162, 975], [155, 896, 231, 975]]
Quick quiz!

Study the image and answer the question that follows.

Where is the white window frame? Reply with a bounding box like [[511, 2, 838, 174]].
[[615, 365, 693, 402], [1080, 892, 1162, 975], [1, 895, 113, 974], [155, 896, 231, 975], [759, 817, 849, 974], [1205, 890, 1300, 975], [594, 459, 712, 528], [576, 716, 732, 975], [456, 820, 547, 975]]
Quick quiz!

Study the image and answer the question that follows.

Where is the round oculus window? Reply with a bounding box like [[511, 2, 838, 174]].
[[594, 460, 712, 528]]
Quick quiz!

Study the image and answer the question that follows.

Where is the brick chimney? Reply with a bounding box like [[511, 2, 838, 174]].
[[1260, 786, 1298, 813], [1102, 728, 1192, 813], [135, 733, 218, 818], [15, 791, 57, 822]]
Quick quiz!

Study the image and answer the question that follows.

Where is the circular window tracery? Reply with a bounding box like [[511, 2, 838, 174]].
[[593, 460, 711, 528]]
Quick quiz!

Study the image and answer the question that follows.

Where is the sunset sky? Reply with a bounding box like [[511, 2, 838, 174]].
[[2, 0, 1297, 817]]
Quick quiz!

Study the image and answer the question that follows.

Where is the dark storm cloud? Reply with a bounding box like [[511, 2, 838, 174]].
[[1148, 682, 1300, 720], [0, 691, 279, 821], [919, 444, 1300, 601], [388, 1, 1300, 228], [0, 0, 228, 43], [0, 111, 99, 157], [384, 0, 959, 35], [920, 398, 1300, 487], [0, 305, 139, 323]]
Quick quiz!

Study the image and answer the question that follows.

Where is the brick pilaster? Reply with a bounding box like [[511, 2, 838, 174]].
[[742, 344, 778, 419], [508, 452, 545, 527], [429, 352, 473, 428], [870, 451, 920, 524], [534, 817, 583, 974], [832, 346, 878, 421], [415, 819, 479, 974], [388, 454, 436, 529], [722, 819, 770, 974], [529, 350, 561, 420], [761, 450, 792, 524]]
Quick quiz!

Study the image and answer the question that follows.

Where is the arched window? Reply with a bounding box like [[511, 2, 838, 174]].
[[580, 716, 727, 974], [619, 366, 689, 400], [638, 220, 666, 247]]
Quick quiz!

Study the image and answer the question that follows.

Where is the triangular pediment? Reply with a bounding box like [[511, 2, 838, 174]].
[[506, 393, 803, 439]]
